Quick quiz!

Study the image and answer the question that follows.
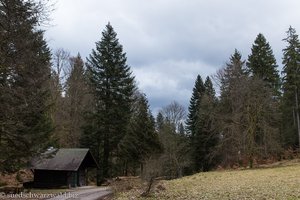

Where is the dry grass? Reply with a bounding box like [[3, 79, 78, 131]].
[[110, 177, 145, 195], [114, 160, 300, 200], [0, 169, 33, 187]]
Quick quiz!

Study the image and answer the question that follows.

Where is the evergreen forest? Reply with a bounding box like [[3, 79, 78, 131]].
[[1, 0, 300, 185]]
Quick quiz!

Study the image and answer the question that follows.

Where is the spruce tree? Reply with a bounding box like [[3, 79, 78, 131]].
[[282, 26, 300, 148], [218, 50, 281, 167], [0, 0, 53, 172], [218, 50, 248, 166], [192, 76, 218, 172], [186, 75, 205, 136], [247, 33, 280, 95], [220, 49, 248, 99], [156, 112, 164, 131], [218, 49, 248, 124], [119, 92, 161, 175], [204, 76, 216, 98], [83, 23, 135, 184]]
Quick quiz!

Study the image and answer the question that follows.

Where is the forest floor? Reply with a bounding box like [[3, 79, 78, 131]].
[[112, 159, 300, 200]]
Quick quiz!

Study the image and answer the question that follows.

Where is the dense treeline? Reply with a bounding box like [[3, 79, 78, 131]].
[[185, 30, 300, 172], [1, 0, 300, 184], [0, 0, 53, 172]]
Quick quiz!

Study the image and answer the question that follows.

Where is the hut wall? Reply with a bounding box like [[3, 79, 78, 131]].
[[78, 169, 86, 186], [34, 170, 68, 188]]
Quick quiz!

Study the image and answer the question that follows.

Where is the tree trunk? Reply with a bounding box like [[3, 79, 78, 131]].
[[249, 156, 253, 168], [0, 125, 2, 144], [295, 87, 300, 148], [97, 144, 104, 186], [103, 134, 110, 179], [96, 168, 103, 186], [178, 166, 182, 177], [140, 163, 144, 176], [124, 161, 128, 176]]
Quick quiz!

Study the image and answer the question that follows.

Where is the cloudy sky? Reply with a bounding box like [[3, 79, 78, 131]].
[[45, 0, 300, 114]]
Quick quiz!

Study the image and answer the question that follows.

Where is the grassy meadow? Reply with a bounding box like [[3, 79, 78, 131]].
[[114, 160, 300, 200]]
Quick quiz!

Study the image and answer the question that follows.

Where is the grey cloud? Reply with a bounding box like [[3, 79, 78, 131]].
[[132, 59, 216, 113], [46, 0, 300, 112]]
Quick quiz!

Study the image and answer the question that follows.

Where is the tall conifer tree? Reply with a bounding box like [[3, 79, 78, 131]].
[[83, 23, 135, 184], [218, 50, 281, 167], [282, 26, 300, 147], [0, 0, 53, 172], [220, 49, 247, 99], [218, 50, 248, 166], [247, 33, 280, 95], [186, 75, 205, 136], [191, 76, 218, 172], [156, 112, 164, 131], [119, 92, 161, 175]]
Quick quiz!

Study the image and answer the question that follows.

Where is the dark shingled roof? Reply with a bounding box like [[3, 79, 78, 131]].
[[31, 148, 98, 171]]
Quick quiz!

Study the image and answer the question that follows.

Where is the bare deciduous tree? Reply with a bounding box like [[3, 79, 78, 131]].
[[49, 49, 70, 147], [161, 101, 186, 133]]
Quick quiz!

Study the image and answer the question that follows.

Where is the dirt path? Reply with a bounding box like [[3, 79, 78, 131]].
[[47, 186, 112, 200]]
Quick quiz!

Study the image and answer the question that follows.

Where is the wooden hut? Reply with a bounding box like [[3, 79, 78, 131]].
[[30, 148, 98, 188]]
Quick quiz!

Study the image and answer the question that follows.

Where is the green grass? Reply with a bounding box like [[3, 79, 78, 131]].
[[115, 161, 300, 200]]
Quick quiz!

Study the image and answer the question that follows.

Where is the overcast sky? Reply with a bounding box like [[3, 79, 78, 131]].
[[45, 0, 300, 114]]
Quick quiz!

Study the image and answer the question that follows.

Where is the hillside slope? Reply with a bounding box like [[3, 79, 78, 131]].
[[115, 160, 300, 199]]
